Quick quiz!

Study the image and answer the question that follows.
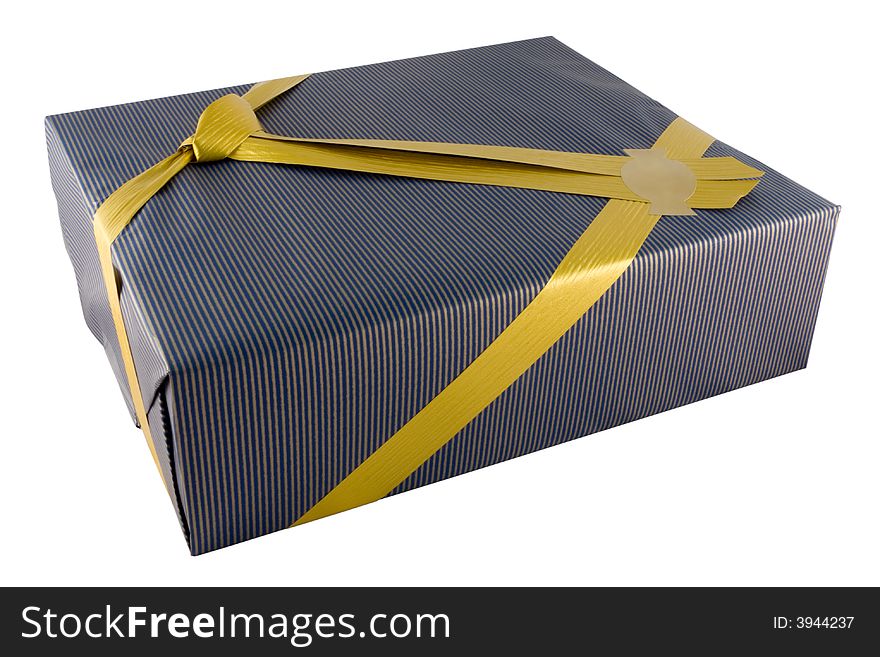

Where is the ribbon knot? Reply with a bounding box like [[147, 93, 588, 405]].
[[189, 94, 261, 162]]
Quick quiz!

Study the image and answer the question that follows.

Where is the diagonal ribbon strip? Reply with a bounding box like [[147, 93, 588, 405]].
[[292, 116, 718, 525], [92, 74, 760, 511]]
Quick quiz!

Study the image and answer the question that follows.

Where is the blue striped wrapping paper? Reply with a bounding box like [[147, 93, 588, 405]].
[[46, 37, 838, 554]]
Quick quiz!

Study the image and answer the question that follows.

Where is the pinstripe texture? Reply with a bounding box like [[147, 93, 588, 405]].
[[46, 37, 838, 554]]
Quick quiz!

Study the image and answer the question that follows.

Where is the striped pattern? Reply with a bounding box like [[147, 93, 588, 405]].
[[45, 37, 839, 554]]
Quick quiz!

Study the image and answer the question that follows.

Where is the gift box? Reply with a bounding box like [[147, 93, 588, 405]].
[[46, 37, 838, 554]]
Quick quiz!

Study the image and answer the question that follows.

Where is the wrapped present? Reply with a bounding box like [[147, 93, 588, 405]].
[[46, 37, 838, 554]]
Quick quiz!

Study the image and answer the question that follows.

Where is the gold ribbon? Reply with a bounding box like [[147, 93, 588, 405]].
[[92, 74, 761, 516]]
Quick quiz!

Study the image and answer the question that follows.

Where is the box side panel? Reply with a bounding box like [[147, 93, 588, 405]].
[[399, 204, 839, 495], [47, 117, 180, 513], [46, 116, 135, 420]]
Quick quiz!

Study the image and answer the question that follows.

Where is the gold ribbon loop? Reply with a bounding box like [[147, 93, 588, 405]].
[[191, 94, 262, 162]]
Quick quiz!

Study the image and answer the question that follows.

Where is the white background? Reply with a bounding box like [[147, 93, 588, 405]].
[[1, 0, 876, 586]]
